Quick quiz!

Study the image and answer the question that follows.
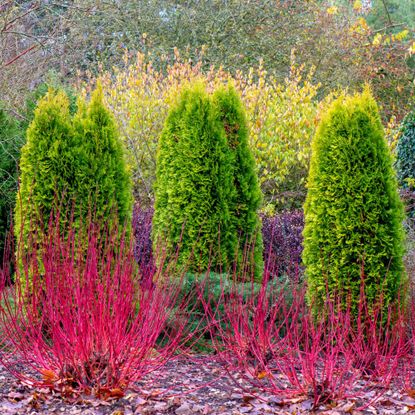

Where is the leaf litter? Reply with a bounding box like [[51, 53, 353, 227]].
[[1, 357, 415, 414]]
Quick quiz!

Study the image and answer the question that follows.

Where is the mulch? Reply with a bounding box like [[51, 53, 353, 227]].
[[1, 357, 415, 415]]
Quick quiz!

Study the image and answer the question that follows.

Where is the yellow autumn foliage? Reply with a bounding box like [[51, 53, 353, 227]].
[[91, 51, 332, 210]]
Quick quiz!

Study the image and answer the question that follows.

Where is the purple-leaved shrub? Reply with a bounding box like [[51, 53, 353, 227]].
[[133, 205, 304, 279], [261, 210, 304, 278], [132, 204, 155, 283]]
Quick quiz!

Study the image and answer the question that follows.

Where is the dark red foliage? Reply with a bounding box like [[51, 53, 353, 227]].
[[261, 210, 304, 278], [132, 204, 156, 285]]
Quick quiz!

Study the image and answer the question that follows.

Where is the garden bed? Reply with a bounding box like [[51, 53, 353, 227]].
[[1, 358, 415, 415]]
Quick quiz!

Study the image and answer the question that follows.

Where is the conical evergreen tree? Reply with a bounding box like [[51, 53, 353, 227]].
[[303, 89, 406, 313], [15, 87, 133, 265], [73, 86, 133, 227], [152, 83, 233, 272], [15, 90, 75, 242], [213, 84, 263, 281]]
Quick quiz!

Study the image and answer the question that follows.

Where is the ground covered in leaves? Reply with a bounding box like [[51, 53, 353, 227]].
[[1, 358, 415, 415]]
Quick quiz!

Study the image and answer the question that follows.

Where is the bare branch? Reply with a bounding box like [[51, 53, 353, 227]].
[[2, 44, 37, 67]]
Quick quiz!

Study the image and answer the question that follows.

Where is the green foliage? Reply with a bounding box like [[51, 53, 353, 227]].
[[15, 87, 133, 264], [303, 89, 406, 314], [0, 77, 77, 268], [213, 85, 263, 281], [0, 108, 24, 265], [15, 90, 75, 244], [152, 83, 233, 273], [365, 0, 415, 31], [22, 79, 78, 131], [73, 86, 133, 228], [396, 110, 415, 190]]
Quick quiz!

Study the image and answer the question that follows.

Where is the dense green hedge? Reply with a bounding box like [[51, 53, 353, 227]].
[[303, 89, 406, 313]]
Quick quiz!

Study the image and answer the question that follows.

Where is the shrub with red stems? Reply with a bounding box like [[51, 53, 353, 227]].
[[200, 269, 410, 409], [0, 216, 195, 398]]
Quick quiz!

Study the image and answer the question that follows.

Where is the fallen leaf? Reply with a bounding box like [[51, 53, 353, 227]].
[[8, 391, 25, 401], [109, 388, 125, 399], [41, 369, 58, 384], [257, 371, 268, 380], [242, 395, 255, 403]]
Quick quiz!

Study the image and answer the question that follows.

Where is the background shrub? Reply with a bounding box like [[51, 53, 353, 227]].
[[96, 54, 329, 210], [0, 108, 23, 268], [132, 203, 155, 278], [262, 210, 304, 279], [213, 84, 263, 281], [152, 83, 233, 273], [396, 110, 415, 189], [303, 89, 406, 313], [395, 110, 415, 219]]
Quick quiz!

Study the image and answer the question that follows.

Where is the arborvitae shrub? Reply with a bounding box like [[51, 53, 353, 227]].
[[153, 83, 233, 273], [213, 85, 263, 281], [21, 81, 78, 132], [303, 89, 406, 314], [1, 82, 76, 269], [15, 90, 76, 245], [73, 86, 133, 228], [15, 87, 133, 263]]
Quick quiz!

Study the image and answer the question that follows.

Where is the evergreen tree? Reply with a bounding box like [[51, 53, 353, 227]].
[[15, 90, 75, 243], [152, 83, 233, 273], [213, 84, 263, 281], [1, 80, 77, 269], [396, 110, 415, 189], [303, 89, 406, 313], [395, 109, 415, 220], [73, 86, 133, 228], [15, 87, 133, 267]]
